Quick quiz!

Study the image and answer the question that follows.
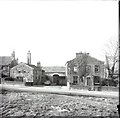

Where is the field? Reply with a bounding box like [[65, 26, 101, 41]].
[[0, 90, 119, 117]]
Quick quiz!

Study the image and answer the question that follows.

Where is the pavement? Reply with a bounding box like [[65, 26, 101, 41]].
[[0, 83, 119, 98]]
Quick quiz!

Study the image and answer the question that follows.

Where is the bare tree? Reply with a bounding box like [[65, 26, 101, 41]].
[[105, 38, 119, 79]]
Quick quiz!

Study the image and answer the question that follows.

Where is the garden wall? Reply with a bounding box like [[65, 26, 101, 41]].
[[71, 85, 119, 92]]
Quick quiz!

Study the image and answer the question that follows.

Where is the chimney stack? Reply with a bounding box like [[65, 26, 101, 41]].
[[76, 51, 89, 58], [37, 61, 41, 67], [27, 50, 31, 65], [76, 51, 83, 58]]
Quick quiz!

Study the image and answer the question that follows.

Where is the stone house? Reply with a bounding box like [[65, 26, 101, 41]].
[[0, 51, 18, 78], [66, 52, 104, 87], [10, 51, 44, 85], [10, 62, 43, 85], [42, 66, 67, 85]]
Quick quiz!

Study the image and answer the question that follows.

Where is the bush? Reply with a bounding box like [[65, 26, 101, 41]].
[[4, 77, 15, 81], [101, 79, 118, 87]]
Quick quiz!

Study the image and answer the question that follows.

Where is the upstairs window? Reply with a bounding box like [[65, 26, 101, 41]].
[[86, 65, 91, 73], [95, 65, 100, 73], [73, 76, 78, 84], [23, 70, 26, 73], [74, 66, 77, 72], [18, 70, 21, 73]]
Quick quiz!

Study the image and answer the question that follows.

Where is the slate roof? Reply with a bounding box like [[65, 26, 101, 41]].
[[67, 54, 104, 65], [0, 56, 12, 66], [42, 66, 65, 73], [11, 62, 44, 72], [27, 64, 42, 71]]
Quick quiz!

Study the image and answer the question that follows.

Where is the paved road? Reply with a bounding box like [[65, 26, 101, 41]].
[[0, 84, 119, 98]]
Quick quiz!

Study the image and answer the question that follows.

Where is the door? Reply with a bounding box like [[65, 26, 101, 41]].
[[94, 76, 100, 85]]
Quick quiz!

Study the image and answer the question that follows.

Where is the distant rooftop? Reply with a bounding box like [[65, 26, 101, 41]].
[[42, 66, 65, 73], [0, 56, 12, 66]]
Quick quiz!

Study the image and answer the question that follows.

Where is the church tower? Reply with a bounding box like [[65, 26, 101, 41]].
[[27, 50, 31, 65]]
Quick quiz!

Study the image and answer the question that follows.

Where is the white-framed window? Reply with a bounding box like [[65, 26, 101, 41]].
[[73, 76, 78, 84], [95, 65, 100, 73], [74, 66, 77, 72]]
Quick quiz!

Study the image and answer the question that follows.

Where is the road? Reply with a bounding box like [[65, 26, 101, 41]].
[[0, 83, 119, 98]]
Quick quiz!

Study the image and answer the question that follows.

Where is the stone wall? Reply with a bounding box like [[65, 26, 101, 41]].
[[10, 63, 34, 82], [70, 85, 119, 91]]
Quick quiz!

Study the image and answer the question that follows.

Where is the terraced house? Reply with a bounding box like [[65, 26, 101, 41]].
[[66, 52, 104, 87]]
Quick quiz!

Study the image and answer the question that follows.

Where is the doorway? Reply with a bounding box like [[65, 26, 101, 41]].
[[53, 74, 59, 85]]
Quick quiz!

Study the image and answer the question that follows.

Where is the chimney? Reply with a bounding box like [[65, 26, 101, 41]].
[[37, 61, 41, 67], [27, 50, 31, 65], [76, 51, 83, 58], [76, 51, 89, 58]]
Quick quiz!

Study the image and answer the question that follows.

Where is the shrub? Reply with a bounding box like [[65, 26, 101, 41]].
[[4, 77, 15, 81], [101, 79, 118, 87]]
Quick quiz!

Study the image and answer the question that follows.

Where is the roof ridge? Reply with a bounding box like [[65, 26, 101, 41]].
[[88, 55, 104, 63]]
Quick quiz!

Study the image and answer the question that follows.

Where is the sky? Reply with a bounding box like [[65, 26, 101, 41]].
[[0, 0, 118, 67]]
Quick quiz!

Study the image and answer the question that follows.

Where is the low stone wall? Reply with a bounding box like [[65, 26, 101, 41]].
[[70, 85, 119, 91], [101, 86, 119, 92], [70, 85, 89, 90]]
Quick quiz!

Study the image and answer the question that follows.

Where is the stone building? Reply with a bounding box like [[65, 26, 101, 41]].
[[0, 51, 18, 78], [66, 52, 104, 87], [42, 66, 67, 85], [10, 51, 44, 85]]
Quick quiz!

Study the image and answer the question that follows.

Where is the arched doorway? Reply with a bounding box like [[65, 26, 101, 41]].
[[53, 74, 59, 85]]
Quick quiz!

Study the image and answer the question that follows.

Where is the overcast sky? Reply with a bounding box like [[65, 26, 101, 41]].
[[0, 0, 118, 66]]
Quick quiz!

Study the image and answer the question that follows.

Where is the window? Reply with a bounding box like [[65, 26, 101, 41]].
[[18, 70, 21, 73], [95, 65, 100, 73], [94, 76, 100, 85], [86, 65, 91, 73], [74, 66, 77, 72], [23, 70, 26, 73], [73, 76, 78, 84]]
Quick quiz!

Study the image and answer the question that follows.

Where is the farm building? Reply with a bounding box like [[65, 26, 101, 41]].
[[10, 62, 44, 85], [42, 66, 67, 85]]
